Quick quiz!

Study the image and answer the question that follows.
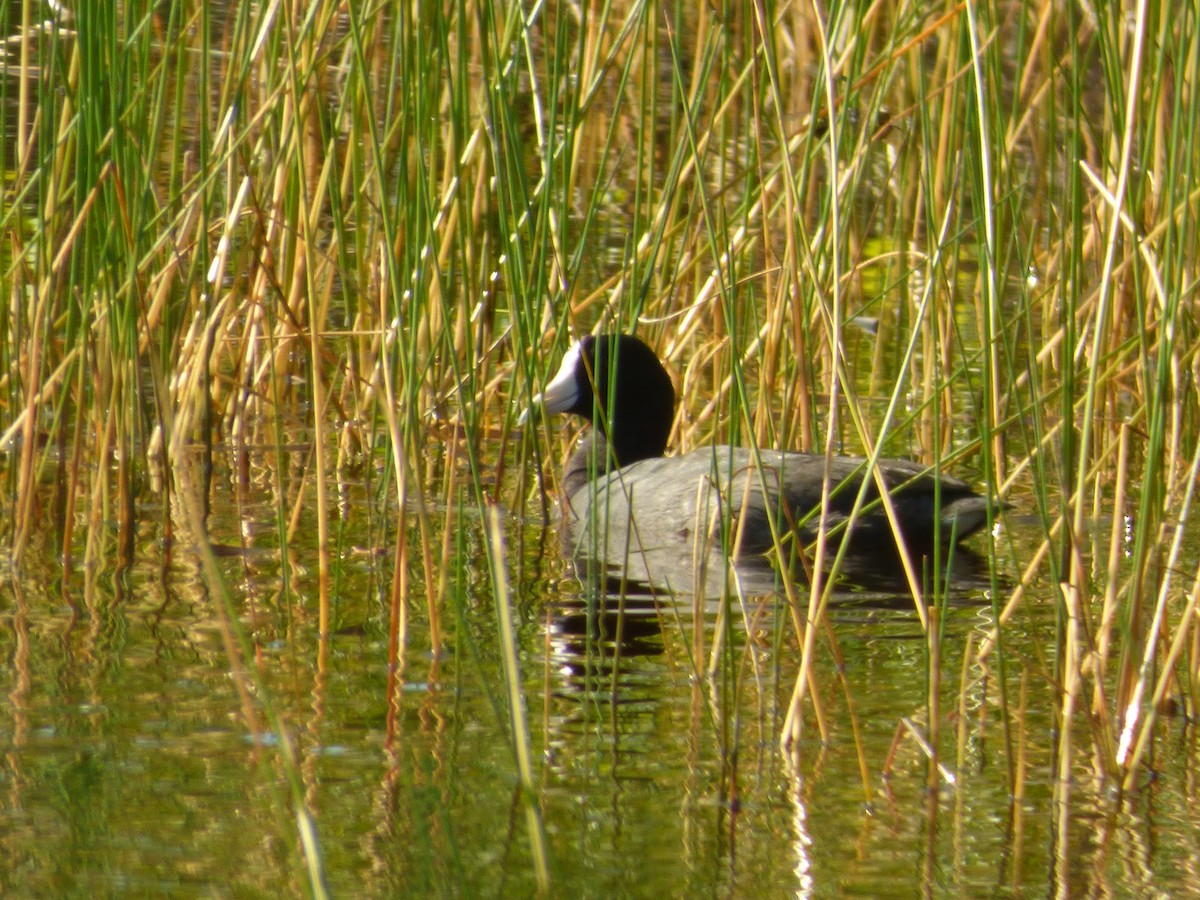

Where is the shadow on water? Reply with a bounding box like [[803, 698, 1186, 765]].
[[545, 524, 998, 702]]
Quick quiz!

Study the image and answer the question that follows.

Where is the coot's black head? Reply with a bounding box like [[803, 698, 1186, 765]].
[[538, 333, 676, 466]]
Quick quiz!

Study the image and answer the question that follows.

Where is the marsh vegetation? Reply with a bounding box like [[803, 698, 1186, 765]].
[[2, 1, 1199, 895]]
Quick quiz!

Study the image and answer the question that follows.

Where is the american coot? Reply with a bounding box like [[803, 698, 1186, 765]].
[[535, 333, 997, 565]]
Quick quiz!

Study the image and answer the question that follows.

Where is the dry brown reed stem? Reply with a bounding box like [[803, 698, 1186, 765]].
[[690, 558, 706, 682], [376, 271, 411, 687], [13, 38, 100, 562], [1117, 433, 1200, 785], [14, 0, 34, 168], [428, 440, 461, 655], [281, 6, 350, 639], [402, 435, 441, 656], [1095, 425, 1132, 711], [1054, 583, 1084, 876], [1067, 2, 1150, 657], [61, 381, 88, 570], [926, 603, 944, 795], [1140, 558, 1200, 734], [978, 403, 1134, 665], [889, 718, 956, 788], [954, 632, 974, 816], [1013, 664, 1029, 805], [386, 510, 409, 722], [83, 378, 118, 568], [11, 285, 49, 566], [116, 368, 136, 569], [783, 7, 851, 753], [302, 221, 332, 642], [769, 529, 831, 746]]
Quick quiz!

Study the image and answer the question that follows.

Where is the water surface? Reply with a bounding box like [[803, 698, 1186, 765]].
[[1, 441, 1196, 897]]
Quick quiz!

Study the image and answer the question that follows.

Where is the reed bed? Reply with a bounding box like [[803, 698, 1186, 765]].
[[2, 0, 1199, 890]]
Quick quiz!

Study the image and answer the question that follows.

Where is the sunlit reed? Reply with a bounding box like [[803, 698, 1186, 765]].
[[3, 0, 1200, 889]]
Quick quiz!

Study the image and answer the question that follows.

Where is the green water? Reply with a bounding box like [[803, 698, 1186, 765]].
[[2, 5, 1197, 890], [1, 443, 1196, 897]]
